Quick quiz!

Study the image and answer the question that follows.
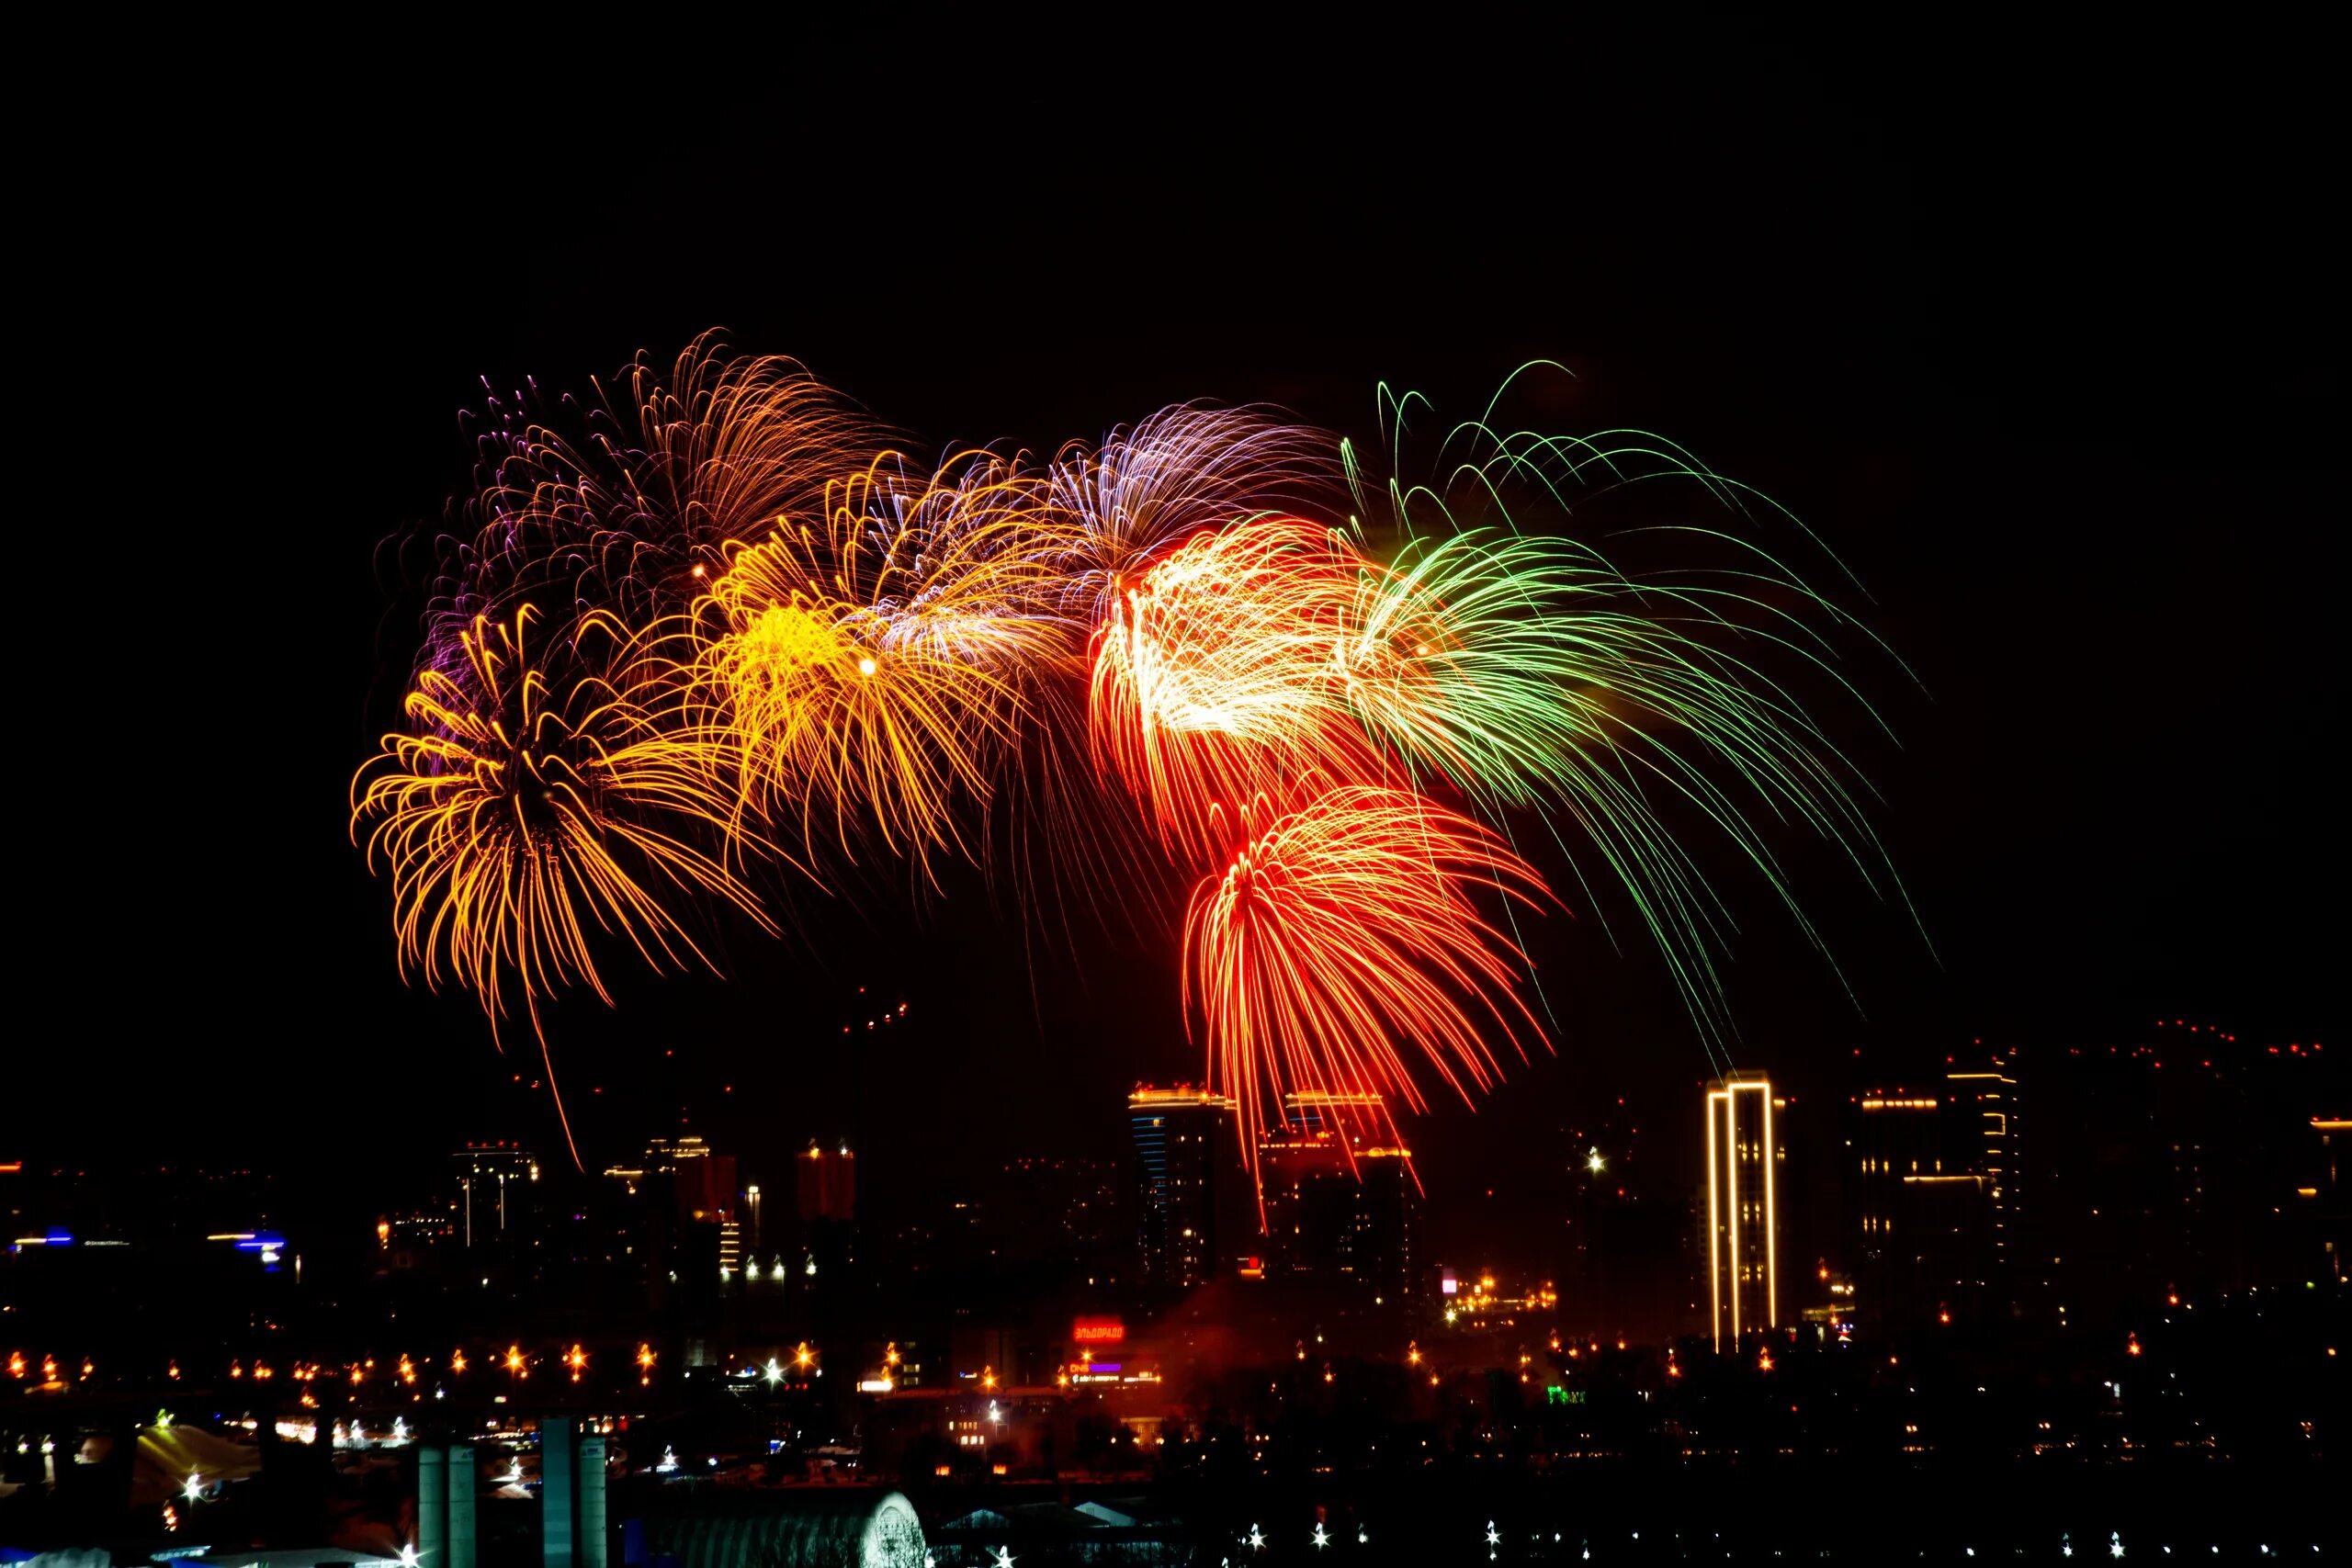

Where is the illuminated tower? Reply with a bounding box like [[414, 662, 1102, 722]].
[[797, 1143, 856, 1223], [1255, 1092, 1419, 1310], [1704, 1072, 1781, 1350], [1947, 1053, 2018, 1280], [454, 1144, 538, 1248], [1130, 1087, 1232, 1289]]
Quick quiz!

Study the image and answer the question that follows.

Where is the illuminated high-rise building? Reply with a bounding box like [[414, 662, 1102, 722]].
[[1703, 1072, 1781, 1350], [797, 1142, 856, 1224], [1259, 1092, 1419, 1311], [453, 1144, 538, 1248], [1130, 1087, 1232, 1290], [1947, 1053, 2018, 1276], [1852, 1086, 1991, 1328]]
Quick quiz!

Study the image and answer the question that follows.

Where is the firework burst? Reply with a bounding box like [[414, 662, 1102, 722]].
[[1087, 514, 1379, 854], [689, 450, 1062, 873], [1183, 784, 1550, 1188], [351, 606, 770, 1162]]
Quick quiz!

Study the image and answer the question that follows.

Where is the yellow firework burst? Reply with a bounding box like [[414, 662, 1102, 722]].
[[351, 607, 769, 1157], [690, 452, 1062, 871]]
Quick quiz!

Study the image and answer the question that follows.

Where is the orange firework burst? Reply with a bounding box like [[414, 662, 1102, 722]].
[[689, 451, 1061, 873], [351, 607, 769, 1162], [1182, 784, 1550, 1190], [1088, 515, 1376, 853]]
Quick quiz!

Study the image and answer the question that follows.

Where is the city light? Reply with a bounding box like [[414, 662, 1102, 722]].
[[184, 1472, 201, 1503], [1587, 1148, 1605, 1174], [1706, 1073, 1779, 1351]]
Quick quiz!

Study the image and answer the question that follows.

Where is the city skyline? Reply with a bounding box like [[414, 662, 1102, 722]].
[[5, 14, 2342, 1561]]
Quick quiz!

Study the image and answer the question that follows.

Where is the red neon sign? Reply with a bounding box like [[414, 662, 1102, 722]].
[[1071, 1316, 1126, 1345]]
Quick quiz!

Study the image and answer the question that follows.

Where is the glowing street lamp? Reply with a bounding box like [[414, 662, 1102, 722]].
[[1587, 1148, 1605, 1175], [184, 1472, 202, 1503]]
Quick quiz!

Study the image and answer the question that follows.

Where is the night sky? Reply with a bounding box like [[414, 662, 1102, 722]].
[[20, 21, 2339, 1250]]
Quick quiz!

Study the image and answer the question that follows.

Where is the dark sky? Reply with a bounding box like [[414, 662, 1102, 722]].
[[17, 21, 2340, 1249]]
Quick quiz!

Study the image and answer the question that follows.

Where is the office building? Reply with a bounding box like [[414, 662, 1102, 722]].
[[1948, 1051, 2019, 1278], [1258, 1092, 1419, 1310], [797, 1143, 857, 1224], [1129, 1087, 1233, 1290], [1703, 1072, 1781, 1351], [453, 1144, 537, 1248]]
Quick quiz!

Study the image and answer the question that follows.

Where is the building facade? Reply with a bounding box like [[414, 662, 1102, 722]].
[[1704, 1072, 1781, 1350], [1129, 1087, 1232, 1291]]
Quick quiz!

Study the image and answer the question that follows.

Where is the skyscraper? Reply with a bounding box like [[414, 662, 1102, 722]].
[[453, 1144, 537, 1248], [1258, 1092, 1419, 1311], [1852, 1086, 1992, 1330], [1129, 1087, 1232, 1290], [1704, 1072, 1781, 1351], [1947, 1052, 2018, 1280], [797, 1143, 856, 1224]]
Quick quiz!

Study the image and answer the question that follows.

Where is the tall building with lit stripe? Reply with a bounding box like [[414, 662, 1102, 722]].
[[1259, 1092, 1419, 1311], [1130, 1087, 1232, 1290], [1704, 1072, 1781, 1350], [1947, 1054, 2018, 1277]]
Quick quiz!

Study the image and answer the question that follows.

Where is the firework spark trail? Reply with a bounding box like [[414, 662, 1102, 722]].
[[1346, 389, 1919, 1066], [687, 448, 1067, 876], [350, 606, 773, 1166], [1087, 515, 1385, 857], [986, 408, 1355, 939], [427, 333, 880, 671], [1182, 785, 1549, 1195]]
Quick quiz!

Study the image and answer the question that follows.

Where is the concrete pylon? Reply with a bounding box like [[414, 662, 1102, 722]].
[[540, 1419, 575, 1568], [447, 1445, 477, 1568], [576, 1434, 607, 1568], [417, 1446, 447, 1568]]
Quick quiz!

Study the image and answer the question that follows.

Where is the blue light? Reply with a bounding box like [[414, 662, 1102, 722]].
[[44, 1230, 72, 1246]]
